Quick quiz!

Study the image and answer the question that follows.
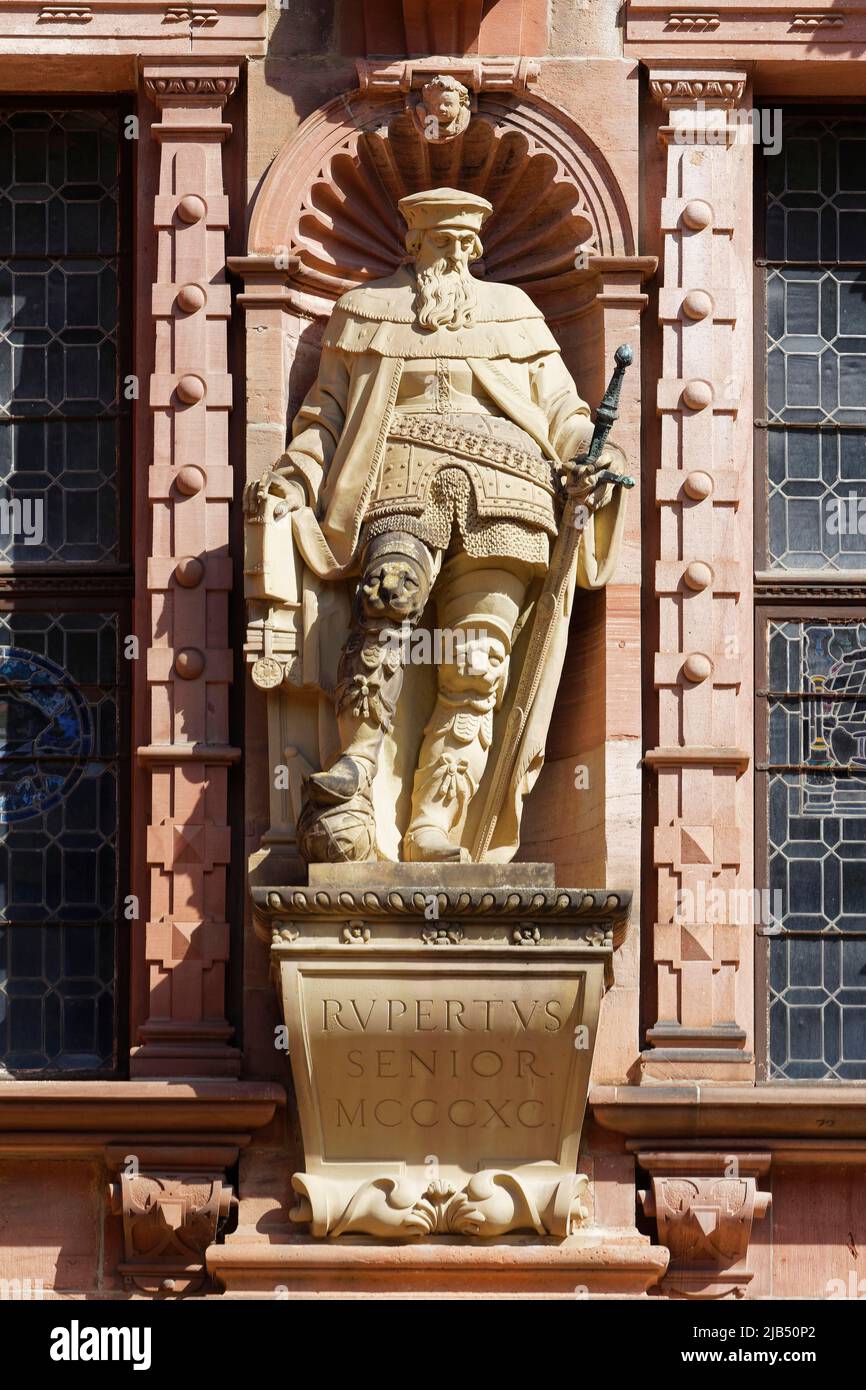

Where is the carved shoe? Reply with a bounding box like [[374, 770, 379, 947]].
[[403, 825, 469, 863], [306, 755, 371, 805]]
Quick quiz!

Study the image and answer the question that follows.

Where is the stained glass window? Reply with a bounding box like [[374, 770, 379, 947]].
[[764, 620, 866, 1078], [760, 114, 866, 1079], [763, 117, 866, 571], [0, 106, 128, 1074]]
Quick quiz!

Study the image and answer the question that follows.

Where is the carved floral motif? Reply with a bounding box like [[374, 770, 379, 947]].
[[291, 1170, 591, 1240]]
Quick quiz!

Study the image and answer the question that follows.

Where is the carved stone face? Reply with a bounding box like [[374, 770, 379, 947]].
[[414, 227, 477, 276], [415, 79, 470, 142], [362, 560, 424, 619], [411, 226, 480, 330], [427, 86, 463, 131]]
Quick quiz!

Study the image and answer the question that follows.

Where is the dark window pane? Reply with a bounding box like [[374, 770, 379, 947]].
[[0, 922, 115, 1071]]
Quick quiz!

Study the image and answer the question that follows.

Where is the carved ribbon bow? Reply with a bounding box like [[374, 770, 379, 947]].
[[434, 753, 472, 807]]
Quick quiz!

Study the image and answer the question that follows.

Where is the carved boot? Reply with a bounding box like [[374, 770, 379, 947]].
[[404, 687, 498, 863], [300, 532, 435, 863]]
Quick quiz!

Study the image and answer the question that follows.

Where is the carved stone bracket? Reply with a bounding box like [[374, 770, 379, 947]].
[[638, 1151, 771, 1299], [356, 56, 540, 97], [107, 1146, 236, 1296]]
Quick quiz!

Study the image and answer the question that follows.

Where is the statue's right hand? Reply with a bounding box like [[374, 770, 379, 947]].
[[243, 470, 307, 518]]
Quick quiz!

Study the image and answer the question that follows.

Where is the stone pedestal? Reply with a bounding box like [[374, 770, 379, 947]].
[[211, 867, 665, 1299], [246, 865, 643, 1255]]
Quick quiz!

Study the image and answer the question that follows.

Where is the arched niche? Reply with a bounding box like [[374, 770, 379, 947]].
[[246, 84, 637, 323], [236, 77, 652, 886]]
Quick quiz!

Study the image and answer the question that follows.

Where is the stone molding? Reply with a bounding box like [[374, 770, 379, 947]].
[[0, 0, 267, 54], [628, 1, 866, 52], [0, 1081, 283, 1155], [259, 882, 630, 925], [649, 68, 747, 109], [207, 1238, 670, 1298], [593, 1083, 866, 1144]]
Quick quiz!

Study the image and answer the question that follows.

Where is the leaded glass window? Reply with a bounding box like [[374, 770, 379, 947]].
[[762, 116, 866, 571], [759, 114, 866, 1080], [764, 619, 866, 1079], [0, 106, 129, 1074]]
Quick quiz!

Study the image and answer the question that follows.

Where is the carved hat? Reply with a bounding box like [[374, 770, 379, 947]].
[[398, 187, 493, 233]]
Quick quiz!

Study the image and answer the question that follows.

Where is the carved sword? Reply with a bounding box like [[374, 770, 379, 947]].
[[470, 344, 634, 861], [575, 342, 635, 491]]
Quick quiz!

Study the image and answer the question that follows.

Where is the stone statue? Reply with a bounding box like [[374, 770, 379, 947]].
[[412, 74, 471, 142], [245, 187, 629, 865]]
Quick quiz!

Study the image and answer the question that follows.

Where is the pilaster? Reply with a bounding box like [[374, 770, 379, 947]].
[[133, 63, 241, 1077], [644, 65, 754, 1079]]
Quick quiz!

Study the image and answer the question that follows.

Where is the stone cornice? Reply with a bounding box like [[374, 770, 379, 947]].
[[0, 1081, 284, 1153], [591, 1084, 866, 1146], [0, 0, 266, 56], [628, 1, 866, 56]]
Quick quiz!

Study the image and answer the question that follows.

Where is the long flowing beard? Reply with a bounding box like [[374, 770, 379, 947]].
[[414, 258, 478, 330]]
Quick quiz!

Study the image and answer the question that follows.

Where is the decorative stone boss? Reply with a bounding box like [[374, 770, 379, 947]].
[[246, 188, 629, 865]]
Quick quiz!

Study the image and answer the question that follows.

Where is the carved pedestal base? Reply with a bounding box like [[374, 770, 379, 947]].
[[252, 864, 630, 1245]]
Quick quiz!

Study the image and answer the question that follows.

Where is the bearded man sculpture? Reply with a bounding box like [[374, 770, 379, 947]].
[[245, 188, 629, 865]]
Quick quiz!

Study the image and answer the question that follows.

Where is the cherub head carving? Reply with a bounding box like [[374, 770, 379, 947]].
[[414, 74, 471, 143]]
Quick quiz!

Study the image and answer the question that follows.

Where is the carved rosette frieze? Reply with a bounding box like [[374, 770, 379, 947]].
[[257, 882, 630, 982], [638, 1152, 771, 1299], [645, 67, 754, 1073], [133, 65, 241, 1077], [107, 1146, 235, 1296]]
